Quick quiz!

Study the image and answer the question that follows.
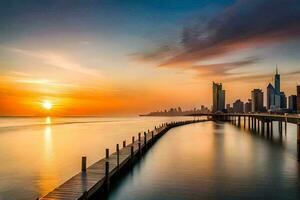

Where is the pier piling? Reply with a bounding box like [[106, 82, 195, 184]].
[[81, 156, 87, 172], [116, 144, 119, 168], [106, 149, 109, 159]]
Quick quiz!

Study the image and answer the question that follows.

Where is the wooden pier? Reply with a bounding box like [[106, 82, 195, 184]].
[[193, 113, 300, 160], [39, 119, 205, 200]]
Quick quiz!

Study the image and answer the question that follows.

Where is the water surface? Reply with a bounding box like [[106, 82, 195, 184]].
[[0, 116, 196, 199], [107, 121, 300, 200]]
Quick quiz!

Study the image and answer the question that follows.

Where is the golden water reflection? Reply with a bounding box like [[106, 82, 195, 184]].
[[37, 122, 59, 196]]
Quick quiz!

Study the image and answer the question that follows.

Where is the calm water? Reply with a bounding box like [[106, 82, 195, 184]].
[[107, 121, 300, 200], [0, 116, 197, 200]]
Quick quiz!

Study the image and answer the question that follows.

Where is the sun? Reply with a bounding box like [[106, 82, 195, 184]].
[[42, 100, 53, 110]]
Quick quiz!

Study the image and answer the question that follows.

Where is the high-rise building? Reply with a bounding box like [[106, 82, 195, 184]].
[[288, 95, 297, 113], [275, 66, 280, 93], [280, 92, 287, 109], [251, 89, 264, 112], [297, 85, 300, 113], [212, 82, 225, 112], [244, 99, 252, 113], [233, 99, 244, 113], [267, 83, 275, 109], [267, 67, 286, 111], [219, 90, 225, 111]]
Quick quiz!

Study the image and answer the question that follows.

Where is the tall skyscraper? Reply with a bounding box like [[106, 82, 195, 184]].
[[297, 85, 300, 113], [251, 89, 264, 112], [212, 82, 225, 112], [266, 67, 285, 110]]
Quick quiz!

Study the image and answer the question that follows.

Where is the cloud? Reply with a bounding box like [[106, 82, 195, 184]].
[[133, 0, 300, 72], [191, 57, 260, 77], [129, 45, 178, 63], [223, 69, 300, 83], [162, 0, 300, 67], [7, 47, 103, 77]]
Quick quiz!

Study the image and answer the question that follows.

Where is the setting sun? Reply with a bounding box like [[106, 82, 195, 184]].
[[42, 101, 53, 110]]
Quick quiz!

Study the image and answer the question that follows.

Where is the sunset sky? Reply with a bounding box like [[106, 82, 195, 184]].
[[0, 0, 300, 116]]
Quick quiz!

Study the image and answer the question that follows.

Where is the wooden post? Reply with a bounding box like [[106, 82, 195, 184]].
[[257, 119, 260, 134], [116, 144, 119, 168], [138, 133, 141, 141], [270, 121, 273, 136], [266, 121, 270, 136], [106, 148, 109, 159], [285, 119, 287, 134], [105, 161, 110, 190], [238, 116, 241, 127], [132, 136, 135, 144], [248, 116, 250, 130], [152, 131, 154, 143], [243, 116, 246, 129], [81, 156, 87, 172], [138, 142, 141, 156], [131, 145, 134, 159], [262, 120, 265, 135], [144, 132, 147, 149], [123, 140, 126, 148]]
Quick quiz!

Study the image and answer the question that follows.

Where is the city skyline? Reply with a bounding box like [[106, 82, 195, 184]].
[[146, 67, 299, 115], [0, 0, 300, 116]]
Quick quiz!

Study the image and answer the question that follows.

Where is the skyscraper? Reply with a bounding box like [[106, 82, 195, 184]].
[[275, 66, 280, 93], [280, 92, 287, 109], [267, 67, 285, 110], [288, 95, 297, 113], [212, 82, 225, 112], [267, 83, 275, 109], [244, 99, 252, 113], [251, 89, 264, 112]]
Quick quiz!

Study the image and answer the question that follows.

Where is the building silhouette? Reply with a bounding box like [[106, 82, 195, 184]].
[[244, 99, 252, 113], [280, 92, 287, 109], [275, 67, 280, 92], [226, 104, 233, 113], [251, 89, 264, 112], [288, 95, 297, 113], [266, 67, 286, 111], [267, 83, 275, 109], [212, 82, 225, 112], [233, 99, 244, 113]]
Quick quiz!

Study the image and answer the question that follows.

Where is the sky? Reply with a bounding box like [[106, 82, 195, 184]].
[[0, 0, 299, 116]]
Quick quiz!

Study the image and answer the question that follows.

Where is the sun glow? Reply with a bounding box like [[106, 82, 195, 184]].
[[42, 101, 53, 110]]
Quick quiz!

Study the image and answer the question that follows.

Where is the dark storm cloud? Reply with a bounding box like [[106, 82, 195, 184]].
[[157, 0, 300, 67]]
